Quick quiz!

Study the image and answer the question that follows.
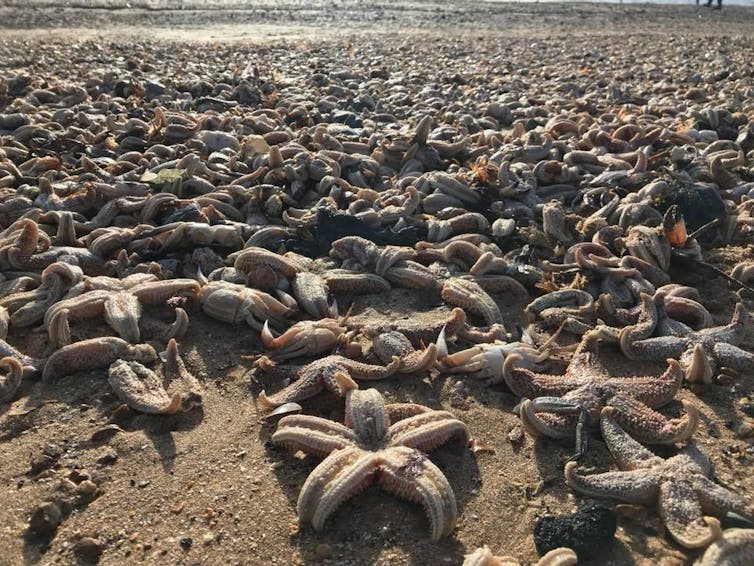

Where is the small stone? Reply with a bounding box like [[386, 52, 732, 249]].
[[533, 504, 617, 559], [202, 533, 214, 545], [29, 501, 63, 535], [74, 537, 103, 563], [735, 421, 753, 438], [96, 449, 118, 466], [508, 426, 524, 444], [136, 480, 150, 489], [314, 543, 333, 559], [180, 537, 193, 550], [76, 480, 99, 501], [90, 425, 124, 443], [740, 402, 754, 419]]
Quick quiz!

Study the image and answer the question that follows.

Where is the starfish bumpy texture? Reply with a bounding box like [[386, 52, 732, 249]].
[[503, 330, 697, 445], [566, 407, 754, 548], [271, 388, 468, 540], [620, 302, 754, 383]]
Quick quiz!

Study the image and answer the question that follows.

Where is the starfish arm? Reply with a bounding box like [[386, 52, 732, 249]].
[[565, 331, 609, 378], [297, 447, 378, 530], [599, 407, 667, 469], [698, 303, 749, 343], [341, 356, 401, 380], [386, 403, 432, 423], [680, 443, 712, 475], [344, 389, 390, 444], [400, 344, 438, 373], [387, 411, 469, 452], [502, 358, 577, 399], [565, 462, 659, 505], [712, 342, 754, 372], [378, 446, 457, 541], [620, 333, 687, 362], [610, 359, 684, 407], [519, 399, 578, 440], [696, 528, 754, 566], [259, 372, 326, 408], [272, 415, 357, 457], [694, 476, 754, 521], [607, 396, 698, 444], [658, 479, 722, 548]]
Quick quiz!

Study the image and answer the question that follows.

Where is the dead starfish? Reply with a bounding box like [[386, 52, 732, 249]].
[[271, 388, 469, 540], [695, 528, 754, 565], [257, 354, 401, 408], [566, 407, 754, 548], [43, 337, 157, 383], [107, 339, 202, 414], [620, 303, 754, 384], [462, 546, 577, 566], [503, 330, 698, 452]]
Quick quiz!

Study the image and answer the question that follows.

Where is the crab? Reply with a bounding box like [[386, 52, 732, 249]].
[[261, 318, 357, 361], [128, 221, 251, 255], [232, 246, 310, 291], [200, 280, 292, 331], [435, 326, 550, 383]]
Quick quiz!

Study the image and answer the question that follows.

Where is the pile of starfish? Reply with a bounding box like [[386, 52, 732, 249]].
[[258, 290, 754, 560]]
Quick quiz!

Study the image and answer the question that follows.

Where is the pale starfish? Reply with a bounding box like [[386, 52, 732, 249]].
[[271, 388, 469, 540], [462, 546, 577, 566], [503, 330, 698, 451], [620, 302, 754, 384], [695, 528, 754, 565], [43, 337, 157, 383], [257, 354, 401, 408], [565, 407, 754, 548]]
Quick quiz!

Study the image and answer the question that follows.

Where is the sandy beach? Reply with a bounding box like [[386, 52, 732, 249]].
[[1, 2, 754, 565]]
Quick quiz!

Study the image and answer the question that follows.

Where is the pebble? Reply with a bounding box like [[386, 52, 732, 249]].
[[28, 501, 63, 535], [315, 543, 333, 559], [74, 537, 103, 563]]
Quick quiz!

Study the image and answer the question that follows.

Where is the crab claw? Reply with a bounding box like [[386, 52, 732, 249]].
[[261, 319, 276, 348], [685, 344, 713, 384], [436, 325, 449, 360]]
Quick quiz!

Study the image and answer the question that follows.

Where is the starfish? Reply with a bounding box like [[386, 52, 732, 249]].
[[462, 546, 577, 566], [257, 354, 401, 408], [503, 330, 698, 452], [620, 302, 754, 384], [271, 388, 469, 540], [696, 528, 754, 565], [565, 407, 754, 548]]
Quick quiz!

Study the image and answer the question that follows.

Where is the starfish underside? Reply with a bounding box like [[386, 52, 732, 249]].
[[271, 388, 469, 540]]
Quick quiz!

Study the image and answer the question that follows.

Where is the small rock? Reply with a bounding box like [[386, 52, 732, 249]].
[[315, 543, 333, 559], [90, 425, 124, 443], [76, 480, 99, 501], [96, 449, 118, 466], [202, 532, 214, 545], [735, 421, 753, 438], [740, 402, 754, 419], [28, 501, 63, 535], [508, 426, 524, 444], [180, 536, 193, 550], [533, 504, 616, 559], [74, 537, 103, 563]]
